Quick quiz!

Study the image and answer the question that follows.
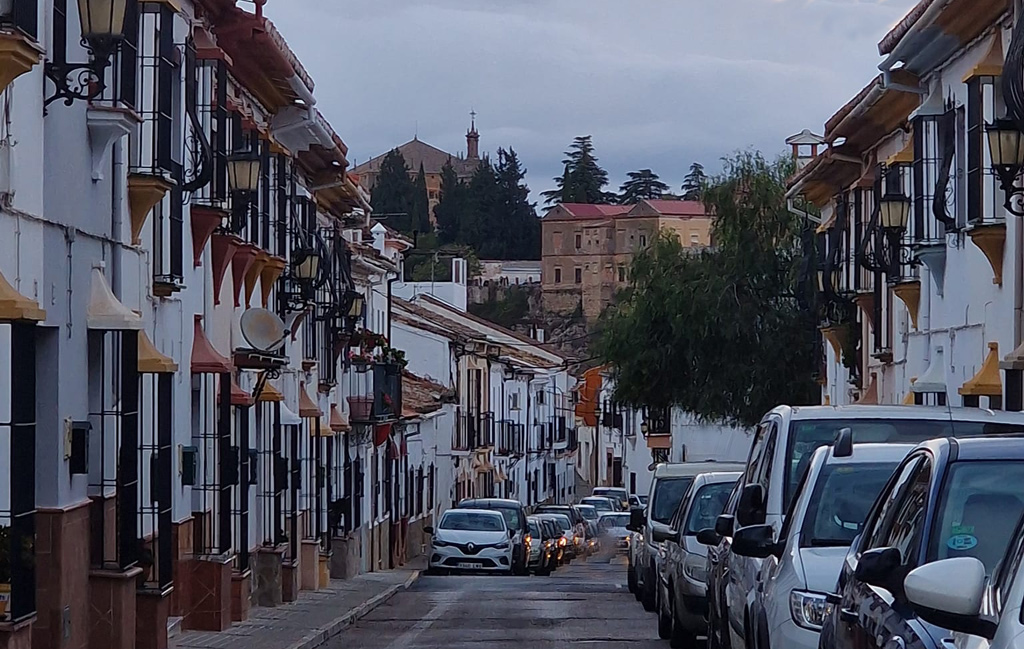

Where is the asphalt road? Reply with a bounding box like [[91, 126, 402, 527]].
[[327, 556, 662, 648]]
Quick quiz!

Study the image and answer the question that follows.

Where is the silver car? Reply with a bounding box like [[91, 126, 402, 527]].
[[426, 509, 514, 573]]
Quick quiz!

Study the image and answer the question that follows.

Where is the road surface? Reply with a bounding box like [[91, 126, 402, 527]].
[[327, 557, 661, 648]]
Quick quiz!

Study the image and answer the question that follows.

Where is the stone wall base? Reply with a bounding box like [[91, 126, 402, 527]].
[[0, 619, 33, 649], [135, 589, 170, 649], [299, 541, 319, 591], [253, 547, 285, 607], [329, 535, 361, 580], [230, 571, 250, 623], [169, 518, 194, 619], [406, 516, 430, 562], [183, 555, 232, 632], [281, 561, 300, 603], [34, 503, 90, 649], [88, 568, 142, 649]]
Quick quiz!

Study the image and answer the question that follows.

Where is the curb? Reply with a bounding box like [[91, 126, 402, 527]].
[[287, 569, 422, 649]]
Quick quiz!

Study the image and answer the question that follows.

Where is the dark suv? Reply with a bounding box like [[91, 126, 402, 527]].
[[457, 498, 530, 575], [822, 437, 1024, 649]]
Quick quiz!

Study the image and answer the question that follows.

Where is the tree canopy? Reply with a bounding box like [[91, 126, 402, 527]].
[[618, 169, 669, 204], [542, 136, 612, 205], [681, 162, 707, 201], [595, 152, 819, 426], [370, 149, 428, 235]]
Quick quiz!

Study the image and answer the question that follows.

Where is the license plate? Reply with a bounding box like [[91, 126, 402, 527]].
[[456, 562, 477, 569]]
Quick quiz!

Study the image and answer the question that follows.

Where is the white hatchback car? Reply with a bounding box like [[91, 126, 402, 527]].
[[426, 508, 514, 573], [730, 443, 914, 649]]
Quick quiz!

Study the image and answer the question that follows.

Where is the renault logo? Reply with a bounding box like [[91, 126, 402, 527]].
[[467, 543, 475, 552]]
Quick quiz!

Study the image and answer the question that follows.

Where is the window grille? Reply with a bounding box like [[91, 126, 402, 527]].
[[137, 370, 172, 591], [190, 373, 234, 559], [966, 76, 1006, 225], [257, 401, 286, 548]]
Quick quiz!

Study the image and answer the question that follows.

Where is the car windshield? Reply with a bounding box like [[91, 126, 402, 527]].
[[461, 502, 522, 529], [595, 488, 627, 501], [549, 515, 572, 532], [785, 419, 1024, 511], [928, 461, 1024, 575], [638, 495, 648, 505], [583, 498, 613, 512], [599, 514, 631, 530], [528, 520, 540, 537], [799, 462, 899, 548], [685, 482, 737, 535], [576, 505, 598, 521], [651, 477, 696, 524], [440, 511, 505, 532]]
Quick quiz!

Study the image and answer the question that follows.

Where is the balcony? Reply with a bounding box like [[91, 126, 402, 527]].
[[495, 420, 525, 456], [347, 363, 402, 424], [642, 406, 671, 450], [453, 411, 495, 451]]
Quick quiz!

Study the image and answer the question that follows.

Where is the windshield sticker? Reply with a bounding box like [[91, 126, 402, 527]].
[[947, 534, 979, 551], [951, 524, 975, 536]]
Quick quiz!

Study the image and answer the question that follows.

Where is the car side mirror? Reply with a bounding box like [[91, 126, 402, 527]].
[[731, 524, 782, 559], [652, 527, 677, 544], [905, 557, 996, 640], [854, 547, 902, 589], [628, 507, 645, 532], [509, 529, 515, 538], [736, 484, 766, 527], [696, 528, 721, 546], [714, 514, 735, 538], [424, 526, 434, 535]]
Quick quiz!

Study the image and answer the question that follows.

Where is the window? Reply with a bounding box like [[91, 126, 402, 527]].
[[799, 462, 900, 548], [639, 234, 647, 247], [686, 482, 736, 535], [864, 456, 929, 555], [574, 268, 582, 284], [554, 268, 562, 284], [618, 266, 626, 282], [510, 392, 520, 410], [690, 232, 700, 245], [575, 233, 582, 250]]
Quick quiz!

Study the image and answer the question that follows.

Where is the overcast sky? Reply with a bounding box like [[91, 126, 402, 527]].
[[264, 0, 919, 200]]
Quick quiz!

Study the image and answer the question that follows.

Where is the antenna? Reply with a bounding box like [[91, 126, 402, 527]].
[[240, 308, 290, 353]]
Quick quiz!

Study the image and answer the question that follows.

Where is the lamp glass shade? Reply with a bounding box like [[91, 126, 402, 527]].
[[987, 120, 1024, 168], [78, 0, 127, 39], [817, 270, 825, 293], [879, 192, 911, 230], [227, 153, 262, 193], [347, 293, 365, 318], [292, 250, 320, 281]]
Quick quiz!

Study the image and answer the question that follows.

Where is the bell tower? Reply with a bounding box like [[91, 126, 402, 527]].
[[466, 109, 480, 160]]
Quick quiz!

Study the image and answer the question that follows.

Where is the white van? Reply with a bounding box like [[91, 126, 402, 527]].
[[715, 404, 1024, 649], [628, 460, 745, 612]]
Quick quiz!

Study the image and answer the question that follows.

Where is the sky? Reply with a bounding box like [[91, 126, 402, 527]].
[[263, 0, 920, 201]]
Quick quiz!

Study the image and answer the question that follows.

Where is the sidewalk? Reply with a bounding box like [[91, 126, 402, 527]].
[[172, 557, 426, 649]]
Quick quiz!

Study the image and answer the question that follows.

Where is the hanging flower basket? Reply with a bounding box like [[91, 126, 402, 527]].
[[347, 396, 373, 420]]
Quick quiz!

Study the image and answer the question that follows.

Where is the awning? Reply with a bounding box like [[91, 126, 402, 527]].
[[959, 342, 1002, 398], [374, 422, 392, 447], [217, 375, 253, 407], [902, 377, 917, 405], [280, 402, 302, 426], [330, 405, 351, 433], [191, 315, 233, 374], [0, 269, 45, 322], [815, 211, 837, 234], [859, 372, 879, 405], [87, 266, 142, 331], [298, 383, 322, 418], [913, 346, 947, 394], [258, 382, 284, 403], [316, 417, 335, 437], [138, 330, 178, 374]]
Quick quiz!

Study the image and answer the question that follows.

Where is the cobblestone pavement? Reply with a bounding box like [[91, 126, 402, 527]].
[[326, 556, 662, 648], [172, 559, 425, 649]]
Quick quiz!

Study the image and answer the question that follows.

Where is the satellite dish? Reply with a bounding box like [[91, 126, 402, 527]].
[[240, 308, 288, 352]]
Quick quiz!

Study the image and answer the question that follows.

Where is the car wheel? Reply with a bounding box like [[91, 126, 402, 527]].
[[657, 588, 673, 639], [670, 593, 696, 649], [641, 564, 657, 612], [627, 562, 638, 593]]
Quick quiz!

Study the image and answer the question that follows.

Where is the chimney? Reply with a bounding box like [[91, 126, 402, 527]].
[[467, 110, 480, 160], [785, 129, 826, 172]]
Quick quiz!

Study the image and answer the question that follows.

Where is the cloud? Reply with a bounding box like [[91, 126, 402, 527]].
[[264, 0, 918, 197]]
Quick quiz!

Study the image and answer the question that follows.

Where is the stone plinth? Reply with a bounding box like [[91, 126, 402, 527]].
[[183, 555, 232, 632], [329, 535, 362, 580], [136, 589, 170, 649], [281, 560, 300, 603], [88, 567, 143, 649], [35, 503, 90, 649], [300, 541, 320, 591], [253, 547, 285, 607], [0, 619, 33, 649], [230, 571, 251, 623]]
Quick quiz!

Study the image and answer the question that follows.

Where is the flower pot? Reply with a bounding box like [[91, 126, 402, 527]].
[[347, 396, 373, 420]]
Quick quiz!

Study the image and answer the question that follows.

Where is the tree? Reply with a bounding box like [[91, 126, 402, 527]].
[[371, 149, 419, 233], [596, 152, 819, 426], [434, 161, 464, 245], [542, 136, 611, 205], [492, 148, 540, 260], [618, 169, 669, 205], [681, 162, 707, 201], [411, 163, 431, 233]]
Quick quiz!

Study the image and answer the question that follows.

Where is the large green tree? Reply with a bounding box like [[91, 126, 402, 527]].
[[542, 136, 611, 205], [491, 148, 540, 260], [618, 169, 669, 204], [411, 162, 431, 233], [435, 161, 464, 245], [681, 162, 707, 201], [596, 152, 819, 426], [371, 149, 421, 234]]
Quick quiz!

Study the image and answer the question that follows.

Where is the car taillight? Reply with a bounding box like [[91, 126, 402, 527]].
[[525, 534, 532, 547], [558, 537, 567, 547]]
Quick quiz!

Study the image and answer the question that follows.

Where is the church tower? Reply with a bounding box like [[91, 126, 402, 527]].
[[466, 110, 480, 160]]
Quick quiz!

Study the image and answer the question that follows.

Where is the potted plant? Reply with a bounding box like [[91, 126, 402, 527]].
[[0, 525, 12, 618], [347, 394, 373, 420]]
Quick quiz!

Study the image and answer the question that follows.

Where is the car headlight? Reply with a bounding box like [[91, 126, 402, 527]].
[[790, 590, 829, 631], [433, 539, 451, 548], [496, 541, 510, 550], [683, 556, 708, 583]]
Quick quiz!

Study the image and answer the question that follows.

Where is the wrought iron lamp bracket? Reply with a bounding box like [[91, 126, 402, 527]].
[[43, 38, 120, 110], [994, 165, 1024, 217]]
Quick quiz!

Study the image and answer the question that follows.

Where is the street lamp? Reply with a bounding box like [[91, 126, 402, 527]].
[[987, 118, 1024, 216], [291, 247, 321, 283], [879, 188, 911, 232], [44, 0, 129, 108], [227, 150, 261, 233], [345, 291, 366, 318]]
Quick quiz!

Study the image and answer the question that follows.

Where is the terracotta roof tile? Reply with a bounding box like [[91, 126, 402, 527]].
[[878, 0, 937, 56], [639, 199, 707, 217], [402, 370, 449, 415]]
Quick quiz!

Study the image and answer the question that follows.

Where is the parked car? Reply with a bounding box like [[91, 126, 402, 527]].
[[593, 486, 630, 510], [655, 471, 741, 647], [538, 516, 565, 566], [534, 504, 586, 553], [709, 405, 1024, 649], [425, 508, 514, 573], [526, 516, 556, 576], [630, 461, 745, 613], [537, 513, 575, 562], [581, 496, 618, 514], [702, 481, 744, 645], [822, 437, 1024, 649], [576, 504, 600, 524], [597, 512, 632, 556], [729, 443, 913, 649], [456, 498, 530, 575]]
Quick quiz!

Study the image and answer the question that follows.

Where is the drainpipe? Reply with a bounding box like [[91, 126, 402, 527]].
[[111, 139, 124, 298], [878, 0, 949, 76], [286, 77, 336, 152], [387, 273, 397, 341]]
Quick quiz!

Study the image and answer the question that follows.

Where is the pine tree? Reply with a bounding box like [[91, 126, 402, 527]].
[[493, 148, 540, 260], [435, 161, 463, 245], [618, 169, 669, 205], [542, 136, 610, 205], [461, 159, 498, 255], [681, 162, 707, 201], [371, 149, 418, 233], [412, 163, 431, 233]]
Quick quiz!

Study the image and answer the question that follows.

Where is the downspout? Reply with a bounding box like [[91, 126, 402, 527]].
[[387, 273, 397, 341], [878, 0, 949, 75], [111, 138, 124, 298]]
